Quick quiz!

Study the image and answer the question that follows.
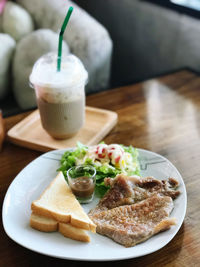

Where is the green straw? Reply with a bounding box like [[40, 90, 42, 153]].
[[57, 6, 73, 72]]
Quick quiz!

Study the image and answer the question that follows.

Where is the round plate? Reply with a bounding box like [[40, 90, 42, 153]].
[[2, 148, 187, 261]]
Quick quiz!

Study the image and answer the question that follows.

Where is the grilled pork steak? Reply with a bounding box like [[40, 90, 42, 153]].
[[90, 194, 176, 247], [89, 174, 180, 215]]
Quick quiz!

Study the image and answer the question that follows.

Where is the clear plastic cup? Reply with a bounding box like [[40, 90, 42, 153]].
[[29, 52, 88, 139]]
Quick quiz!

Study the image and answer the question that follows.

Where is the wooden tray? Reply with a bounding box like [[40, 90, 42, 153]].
[[7, 107, 118, 152]]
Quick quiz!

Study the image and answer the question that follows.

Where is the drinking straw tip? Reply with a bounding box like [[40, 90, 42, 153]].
[[57, 6, 74, 72]]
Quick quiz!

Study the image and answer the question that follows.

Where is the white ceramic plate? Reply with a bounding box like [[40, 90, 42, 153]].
[[2, 148, 187, 261]]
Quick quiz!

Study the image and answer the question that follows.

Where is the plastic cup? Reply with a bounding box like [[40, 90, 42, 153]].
[[67, 165, 96, 203], [29, 52, 88, 139]]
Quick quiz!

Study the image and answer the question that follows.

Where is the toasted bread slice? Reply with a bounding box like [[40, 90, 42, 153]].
[[30, 213, 90, 242], [30, 212, 58, 232], [59, 223, 90, 242], [31, 172, 96, 232]]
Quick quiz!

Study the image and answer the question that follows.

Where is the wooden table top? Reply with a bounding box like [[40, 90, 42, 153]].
[[1, 70, 200, 266]]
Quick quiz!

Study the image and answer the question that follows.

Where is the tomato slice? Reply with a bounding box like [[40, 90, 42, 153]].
[[115, 156, 120, 163], [98, 153, 105, 158]]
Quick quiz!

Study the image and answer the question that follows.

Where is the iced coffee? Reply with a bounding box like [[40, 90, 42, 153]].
[[29, 53, 88, 139]]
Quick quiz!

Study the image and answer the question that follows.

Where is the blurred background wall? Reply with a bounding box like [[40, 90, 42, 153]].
[[78, 0, 200, 87]]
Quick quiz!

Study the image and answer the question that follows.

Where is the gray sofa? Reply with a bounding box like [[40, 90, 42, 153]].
[[78, 0, 200, 86], [1, 0, 113, 114]]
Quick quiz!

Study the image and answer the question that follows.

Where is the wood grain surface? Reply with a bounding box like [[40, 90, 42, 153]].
[[1, 70, 200, 266], [7, 107, 118, 152]]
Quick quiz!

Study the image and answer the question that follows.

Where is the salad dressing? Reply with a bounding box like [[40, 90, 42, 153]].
[[69, 176, 95, 198]]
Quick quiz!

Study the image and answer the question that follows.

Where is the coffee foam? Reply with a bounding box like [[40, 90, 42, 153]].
[[29, 52, 88, 103]]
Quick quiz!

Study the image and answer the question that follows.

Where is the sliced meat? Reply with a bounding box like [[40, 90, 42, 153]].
[[89, 174, 180, 215], [89, 194, 176, 247], [134, 176, 180, 199]]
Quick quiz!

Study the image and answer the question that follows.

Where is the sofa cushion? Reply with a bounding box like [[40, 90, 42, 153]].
[[0, 33, 16, 100], [16, 0, 113, 93], [12, 29, 69, 109]]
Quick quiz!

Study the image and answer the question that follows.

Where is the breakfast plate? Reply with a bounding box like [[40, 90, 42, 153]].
[[2, 148, 187, 261]]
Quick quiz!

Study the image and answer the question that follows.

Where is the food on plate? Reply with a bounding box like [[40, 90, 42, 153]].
[[31, 172, 96, 232], [89, 174, 180, 215], [89, 174, 180, 247], [30, 212, 58, 232], [69, 176, 95, 198], [67, 165, 96, 203], [30, 213, 90, 242], [30, 172, 96, 242], [30, 144, 181, 247], [58, 142, 140, 196], [90, 194, 176, 247], [59, 223, 90, 243]]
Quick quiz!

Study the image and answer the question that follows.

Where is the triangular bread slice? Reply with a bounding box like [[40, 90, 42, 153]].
[[30, 213, 90, 242], [59, 223, 90, 242], [30, 212, 58, 232], [31, 172, 96, 232]]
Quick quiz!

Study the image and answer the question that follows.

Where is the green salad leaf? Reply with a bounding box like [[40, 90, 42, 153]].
[[58, 142, 140, 197]]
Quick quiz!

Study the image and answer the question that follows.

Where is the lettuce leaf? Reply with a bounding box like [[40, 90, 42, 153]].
[[58, 142, 140, 198]]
